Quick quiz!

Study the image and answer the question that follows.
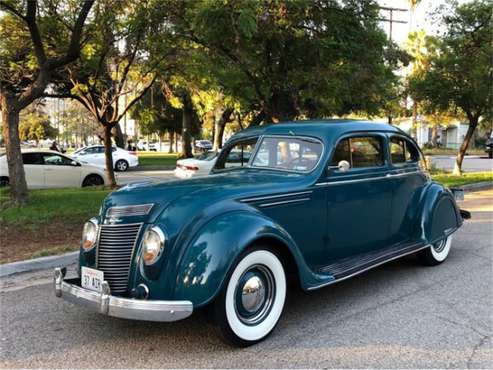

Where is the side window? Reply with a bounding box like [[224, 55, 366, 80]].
[[330, 139, 350, 165], [22, 153, 44, 165], [330, 136, 384, 169], [390, 136, 420, 164], [390, 137, 406, 164], [42, 154, 72, 166], [214, 138, 258, 170], [350, 137, 384, 168], [404, 139, 419, 162]]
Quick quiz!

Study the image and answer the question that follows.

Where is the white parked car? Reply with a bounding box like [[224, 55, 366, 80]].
[[136, 140, 158, 151], [174, 151, 218, 179], [0, 150, 107, 188], [72, 145, 139, 171]]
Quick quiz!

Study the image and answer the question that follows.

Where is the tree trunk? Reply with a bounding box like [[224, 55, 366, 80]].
[[1, 94, 28, 204], [213, 107, 233, 151], [168, 131, 174, 153], [431, 125, 439, 147], [249, 110, 266, 127], [453, 116, 479, 176], [103, 124, 117, 187], [411, 102, 418, 139], [181, 93, 193, 158], [113, 123, 125, 148]]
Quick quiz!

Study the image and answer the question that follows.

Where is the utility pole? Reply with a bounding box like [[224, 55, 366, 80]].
[[378, 6, 408, 42], [378, 6, 408, 125]]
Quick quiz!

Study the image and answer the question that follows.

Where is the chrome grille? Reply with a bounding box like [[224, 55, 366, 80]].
[[96, 223, 142, 294]]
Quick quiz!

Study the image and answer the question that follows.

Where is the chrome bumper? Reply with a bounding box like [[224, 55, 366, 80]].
[[54, 268, 193, 322]]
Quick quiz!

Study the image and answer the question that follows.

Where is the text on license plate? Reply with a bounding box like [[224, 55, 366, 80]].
[[81, 267, 104, 292]]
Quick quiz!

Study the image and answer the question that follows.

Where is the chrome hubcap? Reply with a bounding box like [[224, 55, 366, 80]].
[[241, 276, 266, 313], [433, 238, 447, 253], [234, 265, 275, 325]]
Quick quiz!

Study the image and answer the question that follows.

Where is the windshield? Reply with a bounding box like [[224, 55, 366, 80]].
[[251, 136, 323, 172], [194, 151, 218, 161]]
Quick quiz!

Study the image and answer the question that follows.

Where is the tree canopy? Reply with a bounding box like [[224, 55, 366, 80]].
[[408, 0, 492, 174]]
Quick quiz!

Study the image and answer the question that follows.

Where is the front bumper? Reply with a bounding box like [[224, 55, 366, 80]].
[[54, 268, 193, 322]]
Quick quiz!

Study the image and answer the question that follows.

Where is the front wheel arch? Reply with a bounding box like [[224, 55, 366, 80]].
[[170, 212, 306, 308]]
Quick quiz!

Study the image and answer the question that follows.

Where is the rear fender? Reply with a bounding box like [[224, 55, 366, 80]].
[[417, 182, 462, 245]]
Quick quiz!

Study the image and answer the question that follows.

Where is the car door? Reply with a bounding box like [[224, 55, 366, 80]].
[[42, 153, 82, 188], [387, 135, 427, 244], [21, 152, 46, 188], [322, 134, 393, 262]]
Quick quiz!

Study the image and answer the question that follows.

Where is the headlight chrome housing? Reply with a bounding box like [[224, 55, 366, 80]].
[[82, 219, 98, 251], [142, 226, 165, 265]]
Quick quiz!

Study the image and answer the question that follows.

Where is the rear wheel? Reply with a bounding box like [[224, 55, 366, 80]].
[[0, 177, 9, 187], [115, 159, 129, 172], [213, 247, 286, 347], [417, 234, 453, 266], [82, 174, 104, 187]]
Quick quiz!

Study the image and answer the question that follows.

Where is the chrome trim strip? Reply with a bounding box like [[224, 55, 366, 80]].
[[259, 197, 311, 208], [54, 269, 193, 322], [316, 170, 422, 187], [240, 191, 313, 203], [106, 203, 154, 217], [308, 243, 429, 290]]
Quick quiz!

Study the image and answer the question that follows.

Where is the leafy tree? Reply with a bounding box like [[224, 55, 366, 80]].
[[409, 1, 492, 175], [19, 109, 57, 144], [132, 84, 182, 153], [0, 0, 94, 204], [174, 0, 399, 124], [50, 0, 177, 186]]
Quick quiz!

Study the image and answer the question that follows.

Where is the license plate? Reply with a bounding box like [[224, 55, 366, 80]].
[[81, 267, 104, 292]]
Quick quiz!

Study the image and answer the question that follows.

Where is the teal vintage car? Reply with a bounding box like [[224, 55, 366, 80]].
[[55, 120, 468, 346]]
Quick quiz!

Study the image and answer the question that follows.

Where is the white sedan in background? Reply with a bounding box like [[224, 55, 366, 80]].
[[0, 150, 107, 188], [174, 151, 219, 179], [72, 145, 139, 171]]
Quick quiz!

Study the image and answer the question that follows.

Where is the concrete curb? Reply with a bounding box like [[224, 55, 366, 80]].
[[460, 181, 493, 192], [0, 251, 78, 278], [132, 165, 175, 171]]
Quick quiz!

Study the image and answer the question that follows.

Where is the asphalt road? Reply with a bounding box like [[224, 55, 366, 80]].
[[430, 156, 493, 173], [0, 191, 492, 368], [116, 169, 175, 186]]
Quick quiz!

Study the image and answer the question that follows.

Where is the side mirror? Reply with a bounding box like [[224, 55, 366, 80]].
[[71, 160, 81, 167], [337, 160, 350, 172], [327, 160, 351, 174]]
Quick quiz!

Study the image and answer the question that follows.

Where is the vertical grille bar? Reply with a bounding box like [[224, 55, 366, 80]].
[[96, 223, 142, 294]]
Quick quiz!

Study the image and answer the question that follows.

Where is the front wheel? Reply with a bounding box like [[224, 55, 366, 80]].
[[213, 247, 286, 347], [417, 234, 453, 266]]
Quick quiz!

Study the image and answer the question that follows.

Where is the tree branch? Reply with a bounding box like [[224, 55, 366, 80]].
[[116, 74, 157, 123], [0, 1, 27, 20]]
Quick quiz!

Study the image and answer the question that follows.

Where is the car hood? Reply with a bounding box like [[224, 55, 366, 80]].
[[101, 169, 309, 227]]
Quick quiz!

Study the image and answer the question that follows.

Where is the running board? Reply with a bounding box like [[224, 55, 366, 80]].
[[309, 242, 428, 290]]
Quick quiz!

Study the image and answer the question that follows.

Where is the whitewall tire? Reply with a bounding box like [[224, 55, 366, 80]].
[[214, 247, 286, 346], [417, 234, 453, 266]]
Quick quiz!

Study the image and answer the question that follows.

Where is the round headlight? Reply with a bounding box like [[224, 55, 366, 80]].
[[82, 219, 98, 251], [142, 226, 165, 265]]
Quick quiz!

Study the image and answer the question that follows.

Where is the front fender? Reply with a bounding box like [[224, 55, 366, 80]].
[[417, 182, 462, 245], [171, 211, 322, 307]]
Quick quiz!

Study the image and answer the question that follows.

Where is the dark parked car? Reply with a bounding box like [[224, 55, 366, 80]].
[[486, 137, 493, 158], [55, 120, 468, 346]]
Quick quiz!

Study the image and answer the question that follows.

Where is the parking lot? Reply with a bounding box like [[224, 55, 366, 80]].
[[0, 190, 491, 368]]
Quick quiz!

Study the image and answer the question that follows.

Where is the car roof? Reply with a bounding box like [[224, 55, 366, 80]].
[[227, 119, 406, 144], [20, 149, 67, 155]]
